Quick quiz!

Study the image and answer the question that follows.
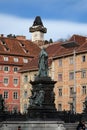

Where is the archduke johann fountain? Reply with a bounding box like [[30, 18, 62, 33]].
[[1, 48, 66, 130]]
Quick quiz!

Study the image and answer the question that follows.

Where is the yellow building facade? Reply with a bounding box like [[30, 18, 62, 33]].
[[20, 43, 87, 114], [54, 53, 87, 113]]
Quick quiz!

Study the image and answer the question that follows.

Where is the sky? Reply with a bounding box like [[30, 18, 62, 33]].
[[0, 0, 87, 41]]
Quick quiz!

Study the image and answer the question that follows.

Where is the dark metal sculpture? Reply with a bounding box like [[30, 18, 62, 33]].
[[38, 48, 48, 77], [28, 49, 57, 119]]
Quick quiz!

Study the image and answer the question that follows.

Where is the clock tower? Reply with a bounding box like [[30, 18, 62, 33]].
[[29, 16, 47, 44]]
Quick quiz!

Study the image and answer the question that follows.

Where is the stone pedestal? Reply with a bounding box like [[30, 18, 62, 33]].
[[28, 76, 59, 120]]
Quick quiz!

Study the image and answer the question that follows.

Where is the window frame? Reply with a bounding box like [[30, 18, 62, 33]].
[[4, 77, 9, 85], [14, 57, 18, 62], [3, 91, 8, 99], [69, 71, 74, 80], [58, 73, 62, 81], [13, 91, 18, 99]]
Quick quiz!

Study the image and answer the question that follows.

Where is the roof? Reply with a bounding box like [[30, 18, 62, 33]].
[[29, 16, 47, 33], [19, 56, 52, 73], [0, 36, 41, 66], [19, 34, 87, 72], [46, 34, 87, 59], [0, 37, 40, 56], [33, 16, 43, 26]]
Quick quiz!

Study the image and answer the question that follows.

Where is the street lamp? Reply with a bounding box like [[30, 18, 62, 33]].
[[61, 41, 79, 114]]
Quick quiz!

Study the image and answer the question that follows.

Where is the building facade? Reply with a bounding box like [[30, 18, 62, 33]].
[[20, 33, 87, 114], [0, 16, 87, 114], [0, 35, 40, 112]]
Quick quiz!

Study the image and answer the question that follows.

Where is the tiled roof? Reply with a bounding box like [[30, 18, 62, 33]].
[[0, 36, 40, 66], [46, 34, 87, 59], [19, 56, 52, 72], [0, 37, 40, 56], [19, 57, 38, 72], [18, 34, 87, 72]]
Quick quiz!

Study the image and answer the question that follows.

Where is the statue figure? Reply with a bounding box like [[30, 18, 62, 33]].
[[29, 89, 45, 107], [34, 90, 45, 107], [38, 48, 48, 77], [29, 90, 37, 107]]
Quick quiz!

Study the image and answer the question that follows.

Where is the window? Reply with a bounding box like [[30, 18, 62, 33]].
[[58, 73, 62, 81], [58, 59, 62, 67], [4, 56, 8, 61], [23, 58, 28, 63], [83, 102, 85, 111], [4, 91, 8, 99], [4, 66, 9, 72], [14, 57, 18, 62], [69, 72, 74, 80], [14, 67, 18, 72], [82, 85, 86, 95], [24, 104, 27, 113], [81, 70, 86, 78], [70, 87, 74, 95], [13, 78, 18, 85], [58, 104, 62, 111], [70, 103, 73, 112], [24, 75, 28, 83], [4, 78, 9, 85], [13, 92, 18, 99], [58, 88, 62, 96], [82, 55, 86, 62], [70, 57, 73, 64], [24, 90, 27, 98]]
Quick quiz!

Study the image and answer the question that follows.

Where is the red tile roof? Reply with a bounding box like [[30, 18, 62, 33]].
[[0, 36, 41, 66], [19, 56, 52, 72], [46, 35, 87, 59], [16, 34, 87, 72]]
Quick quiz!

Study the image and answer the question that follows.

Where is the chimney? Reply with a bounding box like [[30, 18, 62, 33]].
[[16, 35, 26, 40], [0, 34, 4, 37]]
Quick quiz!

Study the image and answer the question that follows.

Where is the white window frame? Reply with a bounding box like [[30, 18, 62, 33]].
[[4, 56, 8, 61], [14, 57, 18, 62], [82, 55, 86, 62], [13, 67, 18, 72], [58, 59, 62, 67], [13, 78, 18, 86], [4, 91, 9, 99], [23, 58, 28, 63], [13, 92, 18, 99], [69, 57, 73, 64], [4, 77, 9, 85], [4, 66, 9, 72]]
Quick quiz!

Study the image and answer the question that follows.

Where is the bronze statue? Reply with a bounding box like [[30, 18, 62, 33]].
[[38, 48, 48, 77], [29, 89, 45, 107]]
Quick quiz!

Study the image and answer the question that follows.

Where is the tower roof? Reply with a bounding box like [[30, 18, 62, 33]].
[[29, 16, 47, 33], [33, 16, 43, 26]]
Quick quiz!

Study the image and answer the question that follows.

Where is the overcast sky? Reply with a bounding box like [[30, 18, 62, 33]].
[[0, 0, 87, 41]]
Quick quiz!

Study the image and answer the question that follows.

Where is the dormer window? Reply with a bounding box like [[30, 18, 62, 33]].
[[23, 48, 29, 53], [19, 42, 25, 47], [14, 57, 18, 62], [4, 56, 8, 61], [23, 58, 28, 63], [1, 40, 6, 45]]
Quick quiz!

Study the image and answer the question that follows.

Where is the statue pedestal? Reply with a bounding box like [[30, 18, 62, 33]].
[[28, 76, 61, 120]]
